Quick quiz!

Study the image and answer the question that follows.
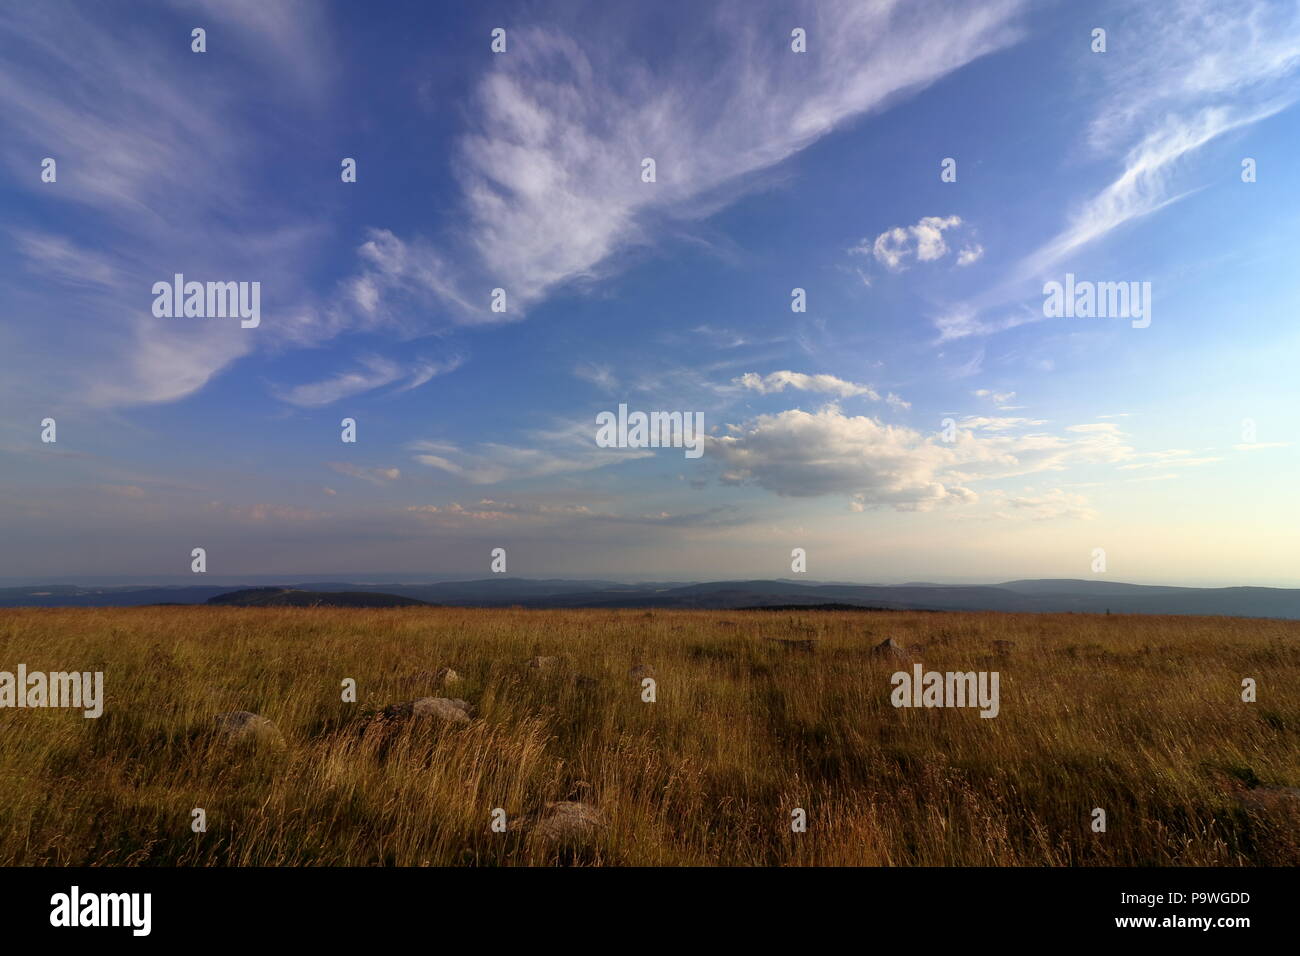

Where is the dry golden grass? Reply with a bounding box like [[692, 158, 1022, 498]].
[[0, 606, 1296, 866]]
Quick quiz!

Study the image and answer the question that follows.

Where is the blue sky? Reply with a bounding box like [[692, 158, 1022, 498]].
[[2, 0, 1299, 585]]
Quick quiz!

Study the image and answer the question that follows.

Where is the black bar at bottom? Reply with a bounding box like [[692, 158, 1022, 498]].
[[0, 865, 1282, 942]]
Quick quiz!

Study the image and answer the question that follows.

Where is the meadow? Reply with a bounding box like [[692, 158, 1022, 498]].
[[0, 606, 1296, 866]]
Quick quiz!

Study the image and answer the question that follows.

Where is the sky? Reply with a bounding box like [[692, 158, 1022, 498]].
[[2, 0, 1299, 587]]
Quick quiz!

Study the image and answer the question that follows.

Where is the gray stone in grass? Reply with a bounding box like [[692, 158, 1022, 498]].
[[382, 697, 472, 724], [871, 637, 911, 659], [532, 801, 605, 844]]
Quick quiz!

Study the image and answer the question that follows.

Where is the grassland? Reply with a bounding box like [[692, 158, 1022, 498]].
[[0, 606, 1296, 866]]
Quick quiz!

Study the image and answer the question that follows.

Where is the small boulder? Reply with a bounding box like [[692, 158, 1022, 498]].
[[872, 637, 910, 659], [212, 711, 285, 750], [434, 667, 462, 687], [532, 801, 605, 844], [382, 697, 472, 724]]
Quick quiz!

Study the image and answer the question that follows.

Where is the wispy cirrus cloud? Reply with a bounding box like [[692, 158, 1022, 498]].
[[359, 0, 1027, 321], [328, 462, 402, 485], [0, 1, 337, 416], [933, 0, 1300, 341], [409, 421, 655, 486], [274, 355, 462, 408]]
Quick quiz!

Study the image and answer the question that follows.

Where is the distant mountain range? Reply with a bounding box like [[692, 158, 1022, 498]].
[[206, 587, 431, 608], [3, 577, 1300, 619]]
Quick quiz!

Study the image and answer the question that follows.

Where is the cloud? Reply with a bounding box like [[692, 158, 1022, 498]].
[[409, 421, 655, 485], [574, 363, 618, 391], [328, 463, 402, 484], [346, 229, 480, 324], [1023, 106, 1281, 276], [734, 370, 881, 400], [0, 3, 337, 413], [942, 0, 1300, 340], [370, 1, 1026, 318], [959, 415, 1047, 432], [711, 406, 974, 510], [851, 215, 968, 271], [934, 303, 1043, 343], [274, 355, 461, 407], [709, 405, 1135, 510], [14, 233, 119, 288], [689, 325, 757, 349], [974, 388, 1017, 405]]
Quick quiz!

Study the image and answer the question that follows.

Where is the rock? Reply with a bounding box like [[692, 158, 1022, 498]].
[[872, 637, 910, 659], [629, 663, 655, 680], [766, 637, 816, 652], [382, 697, 472, 724], [212, 711, 285, 750], [532, 801, 605, 844], [434, 667, 462, 687]]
